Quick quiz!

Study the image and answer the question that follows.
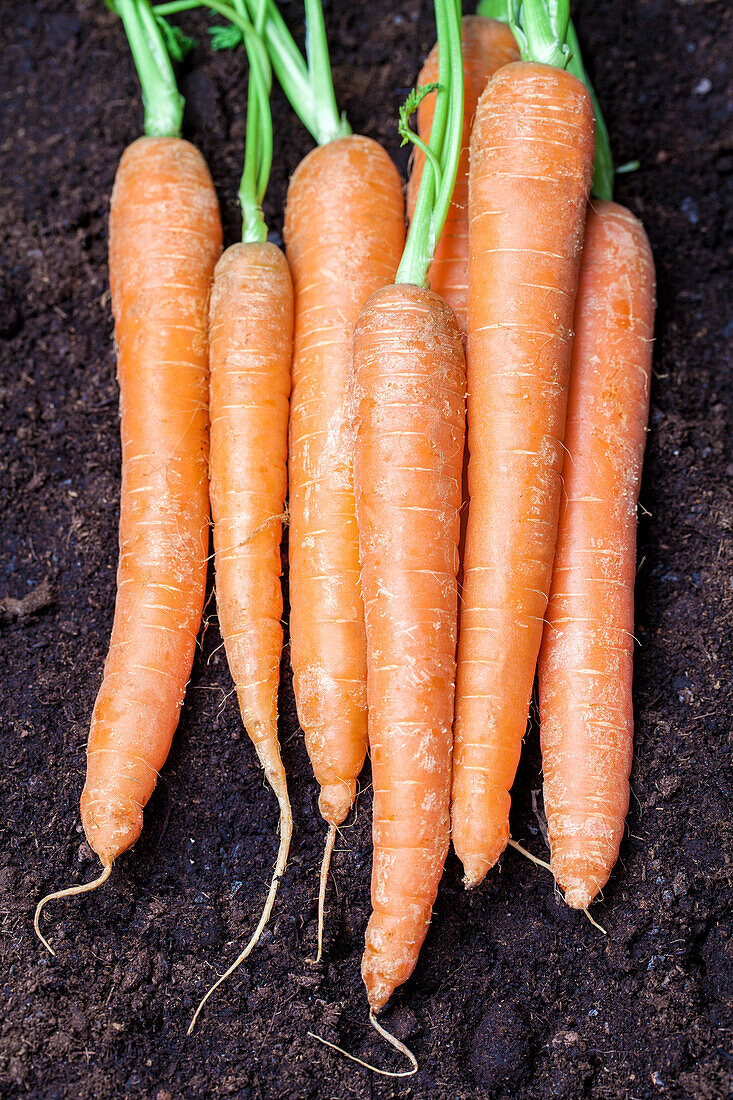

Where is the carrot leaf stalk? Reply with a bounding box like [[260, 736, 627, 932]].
[[229, 0, 273, 243], [113, 0, 185, 137], [245, 0, 351, 144], [396, 0, 463, 288], [477, 0, 614, 198], [506, 0, 570, 69]]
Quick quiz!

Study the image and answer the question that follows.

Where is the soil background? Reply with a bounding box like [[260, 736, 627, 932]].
[[1, 1, 731, 1098]]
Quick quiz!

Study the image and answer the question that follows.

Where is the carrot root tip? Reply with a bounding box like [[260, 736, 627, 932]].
[[33, 862, 113, 955], [309, 823, 337, 965], [187, 784, 293, 1035], [307, 1010, 418, 1078]]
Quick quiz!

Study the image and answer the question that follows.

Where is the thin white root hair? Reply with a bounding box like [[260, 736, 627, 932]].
[[582, 907, 608, 935], [508, 839, 608, 935], [508, 838, 552, 872], [33, 863, 113, 956], [187, 786, 293, 1036], [308, 1010, 418, 1078], [312, 823, 336, 964]]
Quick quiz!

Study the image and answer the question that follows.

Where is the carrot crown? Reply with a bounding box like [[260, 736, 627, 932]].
[[112, 0, 186, 137], [479, 0, 614, 198], [506, 0, 571, 69], [395, 0, 463, 288]]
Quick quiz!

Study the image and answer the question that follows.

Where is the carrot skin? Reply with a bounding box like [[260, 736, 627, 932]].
[[406, 15, 519, 337], [539, 201, 656, 908], [452, 64, 595, 886], [285, 135, 405, 827], [353, 284, 466, 1011], [81, 137, 222, 865], [208, 241, 292, 796]]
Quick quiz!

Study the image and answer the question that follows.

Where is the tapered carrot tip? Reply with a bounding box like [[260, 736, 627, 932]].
[[563, 882, 594, 910], [318, 780, 355, 828], [452, 792, 510, 887], [80, 794, 143, 866]]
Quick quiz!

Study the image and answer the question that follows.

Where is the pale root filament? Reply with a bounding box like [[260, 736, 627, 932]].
[[308, 1010, 418, 1078], [33, 863, 113, 956], [508, 838, 607, 935], [313, 823, 337, 963], [187, 789, 293, 1036]]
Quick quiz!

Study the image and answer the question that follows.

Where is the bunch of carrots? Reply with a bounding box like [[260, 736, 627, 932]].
[[34, 0, 655, 1074]]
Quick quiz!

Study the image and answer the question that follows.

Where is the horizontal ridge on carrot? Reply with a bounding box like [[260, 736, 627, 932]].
[[538, 202, 655, 909], [34, 0, 221, 952], [451, 0, 595, 888]]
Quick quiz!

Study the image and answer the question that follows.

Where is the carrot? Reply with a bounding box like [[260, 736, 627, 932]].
[[352, 0, 465, 1017], [537, 203, 655, 909], [180, 3, 294, 1032], [34, 0, 221, 952], [451, 0, 595, 888], [406, 14, 519, 337], [250, 0, 405, 950]]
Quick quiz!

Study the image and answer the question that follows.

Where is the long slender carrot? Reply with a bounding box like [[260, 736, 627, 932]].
[[34, 0, 221, 951], [186, 2, 293, 1032], [248, 0, 405, 944], [352, 0, 465, 1016], [451, 0, 595, 888], [406, 14, 518, 337], [538, 202, 655, 908], [286, 134, 405, 827]]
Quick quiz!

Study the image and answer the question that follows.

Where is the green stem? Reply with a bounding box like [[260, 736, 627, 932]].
[[244, 0, 350, 145], [232, 0, 271, 241], [507, 0, 571, 69], [303, 0, 349, 144], [116, 0, 185, 136], [564, 20, 613, 199], [396, 0, 463, 288], [154, 0, 350, 145], [477, 0, 614, 199], [152, 0, 275, 236]]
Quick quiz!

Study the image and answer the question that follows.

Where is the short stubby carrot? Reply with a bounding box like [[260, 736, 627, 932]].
[[209, 241, 292, 846], [538, 201, 656, 909], [285, 135, 405, 830], [352, 284, 466, 1012], [451, 63, 595, 887], [81, 136, 222, 866], [406, 15, 518, 336]]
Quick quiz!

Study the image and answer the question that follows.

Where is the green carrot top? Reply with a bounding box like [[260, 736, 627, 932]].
[[112, 0, 187, 138], [242, 0, 351, 146], [396, 0, 464, 288]]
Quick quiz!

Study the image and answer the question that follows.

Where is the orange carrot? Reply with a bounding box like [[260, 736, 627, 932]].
[[451, 58, 595, 887], [85, 136, 222, 864], [185, 7, 296, 1033], [348, 0, 465, 1017], [538, 201, 656, 908], [353, 284, 465, 1012], [286, 135, 405, 835], [257, 0, 405, 940], [34, 3, 222, 952], [406, 15, 518, 336]]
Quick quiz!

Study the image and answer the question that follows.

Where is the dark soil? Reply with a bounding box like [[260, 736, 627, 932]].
[[1, 2, 731, 1098]]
